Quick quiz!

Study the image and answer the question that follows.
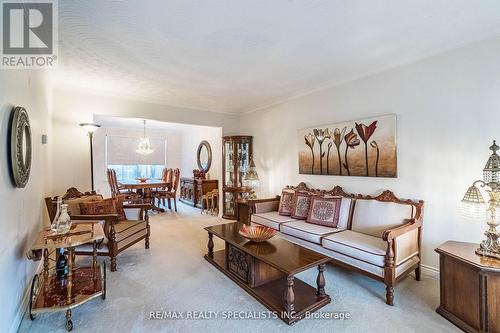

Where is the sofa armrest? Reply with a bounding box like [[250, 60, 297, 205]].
[[248, 196, 280, 214], [382, 218, 421, 241], [382, 218, 422, 266]]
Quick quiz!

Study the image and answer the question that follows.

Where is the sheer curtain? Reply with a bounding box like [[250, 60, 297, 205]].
[[106, 135, 166, 180]]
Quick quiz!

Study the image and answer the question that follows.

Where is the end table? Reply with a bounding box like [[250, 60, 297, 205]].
[[435, 241, 500, 333]]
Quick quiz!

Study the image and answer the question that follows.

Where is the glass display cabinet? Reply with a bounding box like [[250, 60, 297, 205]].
[[222, 136, 253, 219]]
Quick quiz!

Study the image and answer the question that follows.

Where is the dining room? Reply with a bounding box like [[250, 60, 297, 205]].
[[90, 115, 223, 213]]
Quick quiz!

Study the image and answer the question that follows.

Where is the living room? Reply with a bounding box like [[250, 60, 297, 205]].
[[2, 1, 500, 333]]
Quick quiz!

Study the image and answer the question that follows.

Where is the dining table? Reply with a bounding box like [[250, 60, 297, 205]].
[[119, 179, 172, 213]]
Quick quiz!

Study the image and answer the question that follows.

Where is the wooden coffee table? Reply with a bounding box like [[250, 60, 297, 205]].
[[204, 222, 331, 325]]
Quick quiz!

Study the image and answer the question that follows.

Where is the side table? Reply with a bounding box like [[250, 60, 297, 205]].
[[435, 241, 500, 333], [27, 223, 107, 331]]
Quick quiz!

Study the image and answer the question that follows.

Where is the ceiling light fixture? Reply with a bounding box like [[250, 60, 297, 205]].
[[136, 120, 154, 156]]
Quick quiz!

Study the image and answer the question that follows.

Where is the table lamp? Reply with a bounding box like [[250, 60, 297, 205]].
[[244, 158, 259, 199], [461, 140, 500, 259]]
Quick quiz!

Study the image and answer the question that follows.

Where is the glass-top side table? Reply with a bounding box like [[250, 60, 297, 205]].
[[27, 223, 106, 331]]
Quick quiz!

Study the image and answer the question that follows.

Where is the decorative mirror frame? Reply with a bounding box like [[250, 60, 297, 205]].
[[9, 106, 32, 188], [197, 140, 212, 173]]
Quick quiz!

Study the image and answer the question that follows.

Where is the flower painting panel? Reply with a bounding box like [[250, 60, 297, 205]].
[[298, 114, 397, 177]]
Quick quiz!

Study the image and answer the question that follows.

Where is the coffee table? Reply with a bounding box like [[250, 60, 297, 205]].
[[204, 222, 331, 325]]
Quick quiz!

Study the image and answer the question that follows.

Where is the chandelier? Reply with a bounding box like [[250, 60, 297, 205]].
[[136, 120, 154, 156]]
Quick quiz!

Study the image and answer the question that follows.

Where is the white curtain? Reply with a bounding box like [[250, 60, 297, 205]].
[[106, 135, 166, 165]]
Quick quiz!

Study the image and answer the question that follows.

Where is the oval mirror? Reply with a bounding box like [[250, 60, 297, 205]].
[[10, 107, 32, 188], [197, 141, 212, 173]]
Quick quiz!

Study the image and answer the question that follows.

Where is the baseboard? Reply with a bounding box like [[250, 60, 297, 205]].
[[421, 264, 439, 279], [10, 260, 43, 333]]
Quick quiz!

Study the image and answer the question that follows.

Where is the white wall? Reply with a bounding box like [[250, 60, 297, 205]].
[[51, 89, 238, 195], [0, 71, 51, 333], [240, 36, 500, 271], [180, 125, 222, 182]]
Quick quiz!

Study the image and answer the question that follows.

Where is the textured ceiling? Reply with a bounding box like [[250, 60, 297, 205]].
[[55, 0, 500, 114]]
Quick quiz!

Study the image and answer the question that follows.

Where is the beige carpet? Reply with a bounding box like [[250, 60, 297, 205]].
[[19, 204, 459, 333]]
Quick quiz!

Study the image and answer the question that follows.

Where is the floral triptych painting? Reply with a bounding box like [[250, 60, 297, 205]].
[[298, 114, 397, 178]]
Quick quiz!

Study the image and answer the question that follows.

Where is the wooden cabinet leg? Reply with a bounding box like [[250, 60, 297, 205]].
[[316, 264, 326, 297], [284, 275, 295, 313], [207, 232, 214, 259]]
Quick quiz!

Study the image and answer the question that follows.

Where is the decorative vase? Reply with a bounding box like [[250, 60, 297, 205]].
[[50, 196, 62, 232], [56, 204, 71, 234]]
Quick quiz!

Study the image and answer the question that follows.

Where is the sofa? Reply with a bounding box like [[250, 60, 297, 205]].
[[249, 182, 424, 305]]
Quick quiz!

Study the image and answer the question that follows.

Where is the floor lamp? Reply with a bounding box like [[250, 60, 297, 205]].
[[79, 123, 101, 192]]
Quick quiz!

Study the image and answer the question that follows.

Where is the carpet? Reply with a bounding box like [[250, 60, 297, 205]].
[[18, 204, 459, 333]]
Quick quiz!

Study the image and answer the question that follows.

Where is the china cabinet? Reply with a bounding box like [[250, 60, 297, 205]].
[[222, 136, 253, 219]]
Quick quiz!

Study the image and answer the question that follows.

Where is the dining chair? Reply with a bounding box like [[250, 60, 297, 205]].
[[154, 168, 180, 211], [154, 168, 172, 207], [107, 169, 142, 203]]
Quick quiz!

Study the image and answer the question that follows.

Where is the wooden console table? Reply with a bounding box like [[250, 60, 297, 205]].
[[179, 177, 218, 208], [436, 241, 500, 333], [204, 222, 331, 325]]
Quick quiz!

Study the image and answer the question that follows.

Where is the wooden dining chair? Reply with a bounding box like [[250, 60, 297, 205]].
[[154, 168, 180, 211], [107, 168, 142, 203]]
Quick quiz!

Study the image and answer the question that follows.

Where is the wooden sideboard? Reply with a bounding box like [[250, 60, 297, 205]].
[[436, 241, 500, 333], [179, 177, 218, 208]]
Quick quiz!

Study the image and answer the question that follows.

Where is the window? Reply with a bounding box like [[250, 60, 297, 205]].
[[105, 135, 167, 181]]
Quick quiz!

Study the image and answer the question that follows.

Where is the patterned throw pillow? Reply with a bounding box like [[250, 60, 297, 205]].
[[113, 196, 128, 221], [80, 198, 118, 217], [306, 195, 342, 227], [278, 190, 295, 216], [291, 192, 311, 220]]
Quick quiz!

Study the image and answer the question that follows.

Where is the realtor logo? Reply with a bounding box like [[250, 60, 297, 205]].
[[1, 0, 58, 68]]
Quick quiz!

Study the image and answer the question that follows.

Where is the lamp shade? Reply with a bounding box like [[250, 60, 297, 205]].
[[483, 140, 500, 185], [79, 123, 101, 133], [460, 185, 486, 220]]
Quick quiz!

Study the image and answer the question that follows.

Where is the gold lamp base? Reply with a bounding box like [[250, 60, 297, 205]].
[[476, 230, 500, 259]]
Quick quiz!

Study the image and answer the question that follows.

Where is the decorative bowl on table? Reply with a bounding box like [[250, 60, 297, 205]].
[[238, 225, 276, 242], [136, 177, 150, 183]]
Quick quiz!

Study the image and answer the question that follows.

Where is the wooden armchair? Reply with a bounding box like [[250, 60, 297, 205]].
[[45, 188, 153, 272]]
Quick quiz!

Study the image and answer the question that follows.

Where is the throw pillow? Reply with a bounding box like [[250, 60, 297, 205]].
[[278, 190, 294, 216], [306, 195, 342, 227], [79, 198, 116, 216], [112, 196, 128, 221], [290, 191, 311, 220], [64, 194, 103, 215]]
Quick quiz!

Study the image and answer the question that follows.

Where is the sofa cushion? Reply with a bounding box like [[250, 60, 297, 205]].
[[290, 191, 311, 220], [351, 199, 413, 238], [333, 197, 352, 229], [251, 211, 296, 230], [322, 230, 387, 267], [278, 190, 294, 216], [281, 220, 344, 244], [306, 195, 342, 227]]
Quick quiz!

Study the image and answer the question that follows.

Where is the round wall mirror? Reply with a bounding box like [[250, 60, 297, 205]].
[[197, 140, 212, 173], [10, 107, 32, 188]]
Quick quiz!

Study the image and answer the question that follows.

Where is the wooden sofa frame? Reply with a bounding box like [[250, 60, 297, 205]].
[[45, 187, 152, 272], [246, 182, 424, 306]]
